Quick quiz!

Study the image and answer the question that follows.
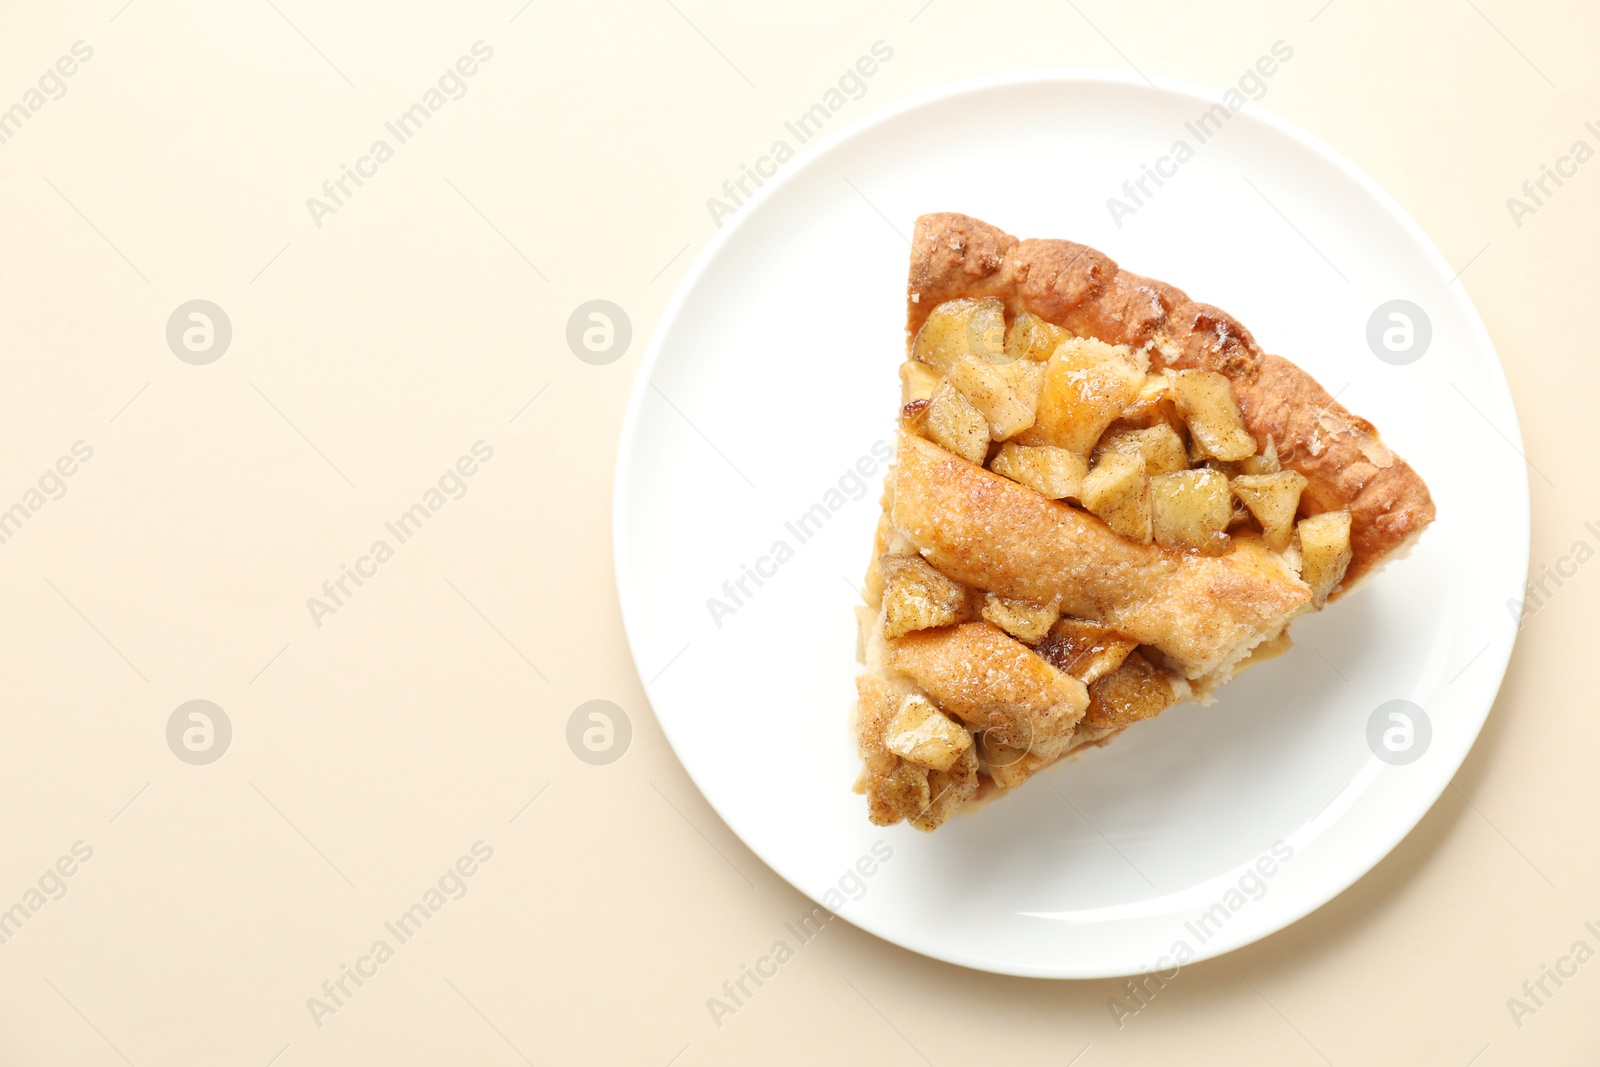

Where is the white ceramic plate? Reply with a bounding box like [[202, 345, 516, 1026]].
[[613, 71, 1527, 978]]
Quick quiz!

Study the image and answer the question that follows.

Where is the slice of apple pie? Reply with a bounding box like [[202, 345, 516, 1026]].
[[853, 213, 1434, 831]]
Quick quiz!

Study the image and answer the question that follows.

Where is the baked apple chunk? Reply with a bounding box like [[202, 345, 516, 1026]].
[[852, 214, 1435, 830]]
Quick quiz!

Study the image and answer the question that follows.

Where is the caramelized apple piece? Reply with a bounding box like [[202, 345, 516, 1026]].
[[1117, 374, 1184, 432], [1021, 338, 1146, 454], [998, 358, 1047, 421], [1004, 311, 1072, 362], [1150, 469, 1232, 553], [1094, 421, 1189, 477], [884, 694, 972, 771], [1034, 616, 1139, 683], [1297, 510, 1353, 606], [1080, 452, 1152, 543], [1231, 470, 1309, 551], [1234, 434, 1281, 475], [880, 555, 971, 639], [912, 297, 1005, 373], [919, 381, 990, 464], [1080, 652, 1181, 731], [980, 592, 1059, 643], [1172, 370, 1257, 462], [947, 355, 1044, 440], [988, 442, 1088, 500]]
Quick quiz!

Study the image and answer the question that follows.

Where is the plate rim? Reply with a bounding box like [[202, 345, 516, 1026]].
[[612, 68, 1530, 978]]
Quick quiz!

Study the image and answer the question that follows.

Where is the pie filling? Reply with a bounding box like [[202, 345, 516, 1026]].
[[855, 295, 1364, 831]]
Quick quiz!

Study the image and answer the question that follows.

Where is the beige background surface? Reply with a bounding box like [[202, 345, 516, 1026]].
[[0, 0, 1593, 1064]]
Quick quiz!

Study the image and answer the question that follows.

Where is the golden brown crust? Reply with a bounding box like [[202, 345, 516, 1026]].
[[891, 433, 1309, 680], [858, 213, 1434, 829], [883, 621, 1087, 753], [907, 213, 1435, 592]]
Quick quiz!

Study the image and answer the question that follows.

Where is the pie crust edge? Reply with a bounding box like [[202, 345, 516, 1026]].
[[903, 212, 1436, 596]]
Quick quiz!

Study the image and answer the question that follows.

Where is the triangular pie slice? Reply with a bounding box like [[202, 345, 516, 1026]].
[[853, 213, 1435, 831]]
